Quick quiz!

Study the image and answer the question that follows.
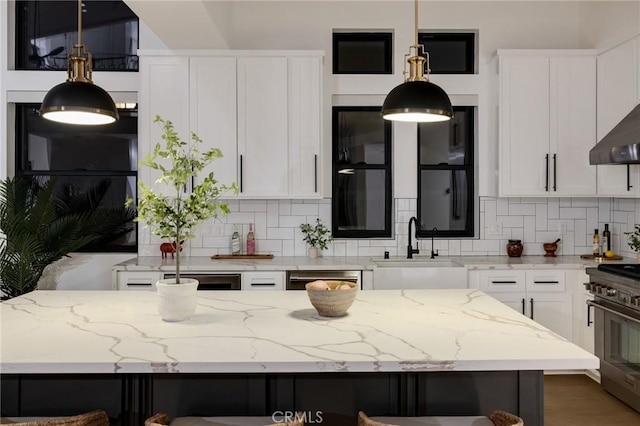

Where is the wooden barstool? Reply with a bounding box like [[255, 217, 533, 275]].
[[358, 410, 524, 426], [0, 410, 109, 426], [145, 412, 305, 426]]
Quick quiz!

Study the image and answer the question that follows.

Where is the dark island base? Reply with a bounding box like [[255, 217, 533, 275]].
[[1, 371, 542, 425]]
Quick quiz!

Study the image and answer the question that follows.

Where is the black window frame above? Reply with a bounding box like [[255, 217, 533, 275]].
[[15, 103, 139, 253], [417, 32, 476, 74], [331, 106, 393, 239], [417, 106, 475, 239], [15, 0, 140, 72], [332, 32, 393, 74]]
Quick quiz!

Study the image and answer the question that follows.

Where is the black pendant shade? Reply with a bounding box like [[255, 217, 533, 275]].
[[40, 81, 119, 125], [382, 80, 453, 123], [39, 0, 118, 126]]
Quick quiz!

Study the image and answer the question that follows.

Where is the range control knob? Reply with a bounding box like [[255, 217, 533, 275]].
[[583, 283, 594, 293], [606, 288, 617, 297], [631, 296, 640, 307]]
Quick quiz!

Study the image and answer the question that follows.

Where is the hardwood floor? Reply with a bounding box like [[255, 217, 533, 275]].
[[545, 374, 640, 425]]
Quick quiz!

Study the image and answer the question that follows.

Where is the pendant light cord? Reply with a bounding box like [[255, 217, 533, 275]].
[[414, 0, 418, 47], [77, 0, 82, 46]]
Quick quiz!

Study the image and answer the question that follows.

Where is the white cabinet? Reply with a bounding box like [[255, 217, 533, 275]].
[[237, 57, 289, 197], [373, 267, 468, 289], [573, 270, 595, 354], [242, 271, 285, 291], [116, 271, 162, 291], [499, 50, 597, 197], [139, 56, 190, 197], [471, 269, 573, 341], [138, 51, 323, 199], [596, 38, 640, 197]]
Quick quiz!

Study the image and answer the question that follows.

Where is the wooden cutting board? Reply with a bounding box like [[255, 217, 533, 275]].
[[580, 254, 623, 261], [211, 254, 274, 260]]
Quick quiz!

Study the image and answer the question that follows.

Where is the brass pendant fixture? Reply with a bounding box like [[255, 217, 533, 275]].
[[40, 0, 119, 125], [381, 0, 453, 123]]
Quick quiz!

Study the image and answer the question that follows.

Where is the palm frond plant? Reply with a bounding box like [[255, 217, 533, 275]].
[[126, 115, 237, 284], [0, 177, 136, 300]]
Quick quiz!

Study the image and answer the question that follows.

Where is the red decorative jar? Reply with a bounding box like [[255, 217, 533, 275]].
[[506, 239, 523, 257]]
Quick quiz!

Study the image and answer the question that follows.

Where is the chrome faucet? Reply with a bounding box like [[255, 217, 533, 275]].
[[407, 217, 420, 259], [431, 227, 439, 259]]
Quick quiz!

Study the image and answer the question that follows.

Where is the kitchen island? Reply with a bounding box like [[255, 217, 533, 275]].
[[0, 289, 597, 425]]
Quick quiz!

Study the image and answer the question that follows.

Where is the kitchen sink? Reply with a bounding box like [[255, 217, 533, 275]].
[[371, 258, 463, 268]]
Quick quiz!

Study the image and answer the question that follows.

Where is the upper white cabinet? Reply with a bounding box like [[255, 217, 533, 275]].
[[139, 51, 323, 199], [499, 50, 597, 197], [237, 56, 289, 197], [596, 38, 640, 197]]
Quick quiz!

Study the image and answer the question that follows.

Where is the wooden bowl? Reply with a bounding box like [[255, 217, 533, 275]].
[[305, 280, 358, 317], [543, 243, 558, 257]]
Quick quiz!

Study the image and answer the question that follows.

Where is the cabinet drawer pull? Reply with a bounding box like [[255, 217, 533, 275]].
[[552, 153, 557, 192], [545, 153, 550, 192], [250, 282, 276, 286], [240, 154, 243, 193], [314, 154, 318, 193], [491, 280, 517, 284], [533, 280, 559, 284]]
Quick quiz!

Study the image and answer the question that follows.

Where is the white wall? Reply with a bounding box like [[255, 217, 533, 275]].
[[578, 1, 640, 51]]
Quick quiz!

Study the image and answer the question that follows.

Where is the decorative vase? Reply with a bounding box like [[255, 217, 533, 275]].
[[156, 278, 199, 322], [308, 246, 319, 258], [506, 239, 523, 257], [637, 252, 640, 263]]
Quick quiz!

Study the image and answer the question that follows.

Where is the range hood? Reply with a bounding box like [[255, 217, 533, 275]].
[[590, 104, 640, 165]]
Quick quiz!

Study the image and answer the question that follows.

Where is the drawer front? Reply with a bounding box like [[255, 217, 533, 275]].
[[526, 270, 565, 292], [242, 272, 285, 291], [477, 270, 526, 292], [117, 271, 162, 291]]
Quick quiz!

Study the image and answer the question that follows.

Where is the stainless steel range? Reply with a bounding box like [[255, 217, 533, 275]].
[[585, 264, 640, 413]]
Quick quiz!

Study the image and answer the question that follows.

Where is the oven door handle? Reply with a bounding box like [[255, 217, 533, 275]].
[[587, 300, 640, 325]]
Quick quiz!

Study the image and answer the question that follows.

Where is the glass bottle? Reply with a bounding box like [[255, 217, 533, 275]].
[[231, 226, 241, 255], [602, 224, 611, 253], [592, 229, 600, 257], [246, 223, 255, 255]]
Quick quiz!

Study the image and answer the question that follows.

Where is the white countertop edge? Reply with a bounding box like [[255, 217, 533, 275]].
[[0, 358, 599, 375]]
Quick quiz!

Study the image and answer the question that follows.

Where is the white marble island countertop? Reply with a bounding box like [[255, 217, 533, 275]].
[[0, 289, 597, 375]]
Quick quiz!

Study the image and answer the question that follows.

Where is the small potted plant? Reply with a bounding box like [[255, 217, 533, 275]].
[[127, 115, 237, 321], [300, 218, 332, 258], [624, 224, 640, 262]]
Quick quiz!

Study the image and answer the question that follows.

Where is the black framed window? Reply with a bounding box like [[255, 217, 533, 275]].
[[417, 106, 475, 238], [333, 32, 393, 74], [417, 32, 476, 74], [15, 104, 138, 252], [15, 0, 139, 71], [332, 107, 392, 238]]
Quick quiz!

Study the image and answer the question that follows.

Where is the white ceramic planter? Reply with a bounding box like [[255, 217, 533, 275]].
[[308, 246, 319, 258], [637, 252, 640, 263], [156, 278, 199, 322]]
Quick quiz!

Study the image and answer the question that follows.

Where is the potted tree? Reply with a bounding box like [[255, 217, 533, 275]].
[[127, 116, 237, 321], [625, 224, 640, 262], [300, 218, 333, 258]]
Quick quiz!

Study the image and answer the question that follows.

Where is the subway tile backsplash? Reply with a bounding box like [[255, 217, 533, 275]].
[[137, 197, 640, 259]]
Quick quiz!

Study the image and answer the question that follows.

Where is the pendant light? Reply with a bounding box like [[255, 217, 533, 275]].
[[381, 0, 453, 123], [39, 0, 119, 125]]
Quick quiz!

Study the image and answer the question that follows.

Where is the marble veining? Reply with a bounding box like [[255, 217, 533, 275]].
[[0, 289, 597, 375]]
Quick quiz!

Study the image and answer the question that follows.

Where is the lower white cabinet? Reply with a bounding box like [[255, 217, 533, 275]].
[[242, 272, 285, 291], [573, 270, 595, 354], [470, 269, 573, 341], [116, 271, 162, 291]]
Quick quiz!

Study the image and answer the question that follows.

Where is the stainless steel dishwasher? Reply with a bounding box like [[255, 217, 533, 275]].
[[286, 270, 361, 290], [163, 273, 241, 290]]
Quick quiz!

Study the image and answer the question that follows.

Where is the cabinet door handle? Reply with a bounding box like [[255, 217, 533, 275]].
[[627, 164, 633, 191], [553, 153, 557, 192], [240, 155, 243, 193], [521, 298, 525, 315], [545, 154, 550, 192], [586, 299, 593, 327], [314, 154, 318, 193], [530, 298, 534, 319]]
